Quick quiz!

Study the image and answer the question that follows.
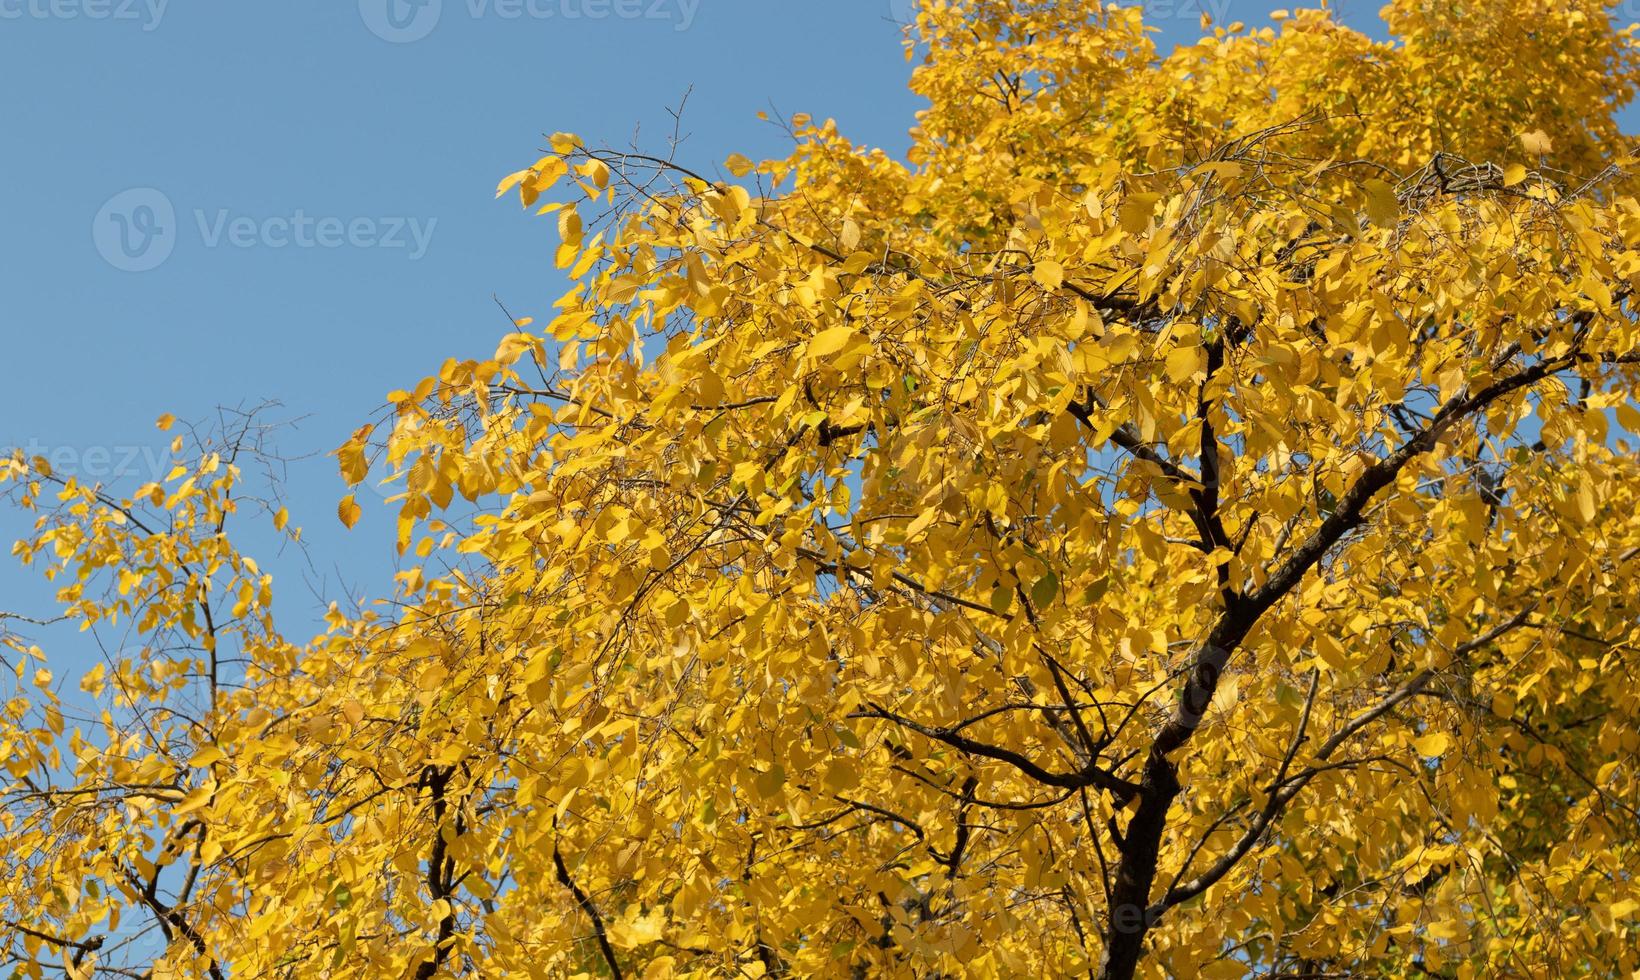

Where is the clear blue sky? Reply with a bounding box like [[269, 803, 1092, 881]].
[[0, 0, 1632, 640]]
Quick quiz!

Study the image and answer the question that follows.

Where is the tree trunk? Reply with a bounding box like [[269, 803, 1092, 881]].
[[1096, 753, 1181, 980]]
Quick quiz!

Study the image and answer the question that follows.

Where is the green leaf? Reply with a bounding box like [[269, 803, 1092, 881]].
[[1031, 572, 1060, 609]]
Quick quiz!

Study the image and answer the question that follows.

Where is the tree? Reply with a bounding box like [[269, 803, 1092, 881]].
[[7, 0, 1640, 976]]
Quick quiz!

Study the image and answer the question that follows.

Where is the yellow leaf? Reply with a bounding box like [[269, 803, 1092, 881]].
[[337, 428, 371, 485], [173, 783, 213, 817], [338, 495, 362, 529], [1413, 732, 1451, 757], [754, 765, 786, 799], [1363, 178, 1399, 228], [558, 207, 583, 247], [611, 906, 669, 948], [806, 326, 857, 360], [1119, 193, 1161, 233], [418, 663, 449, 692], [155, 413, 176, 431], [1519, 129, 1554, 156], [1576, 476, 1596, 523], [840, 217, 861, 252], [1165, 344, 1203, 383], [823, 758, 860, 792], [1033, 260, 1065, 290], [496, 168, 532, 198], [1616, 402, 1640, 432], [189, 745, 225, 768]]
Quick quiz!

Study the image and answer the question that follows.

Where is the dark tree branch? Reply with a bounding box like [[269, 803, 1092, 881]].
[[1097, 345, 1578, 980], [554, 837, 625, 980], [853, 703, 1140, 798]]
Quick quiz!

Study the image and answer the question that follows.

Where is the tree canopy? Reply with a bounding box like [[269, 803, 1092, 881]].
[[7, 1, 1640, 976]]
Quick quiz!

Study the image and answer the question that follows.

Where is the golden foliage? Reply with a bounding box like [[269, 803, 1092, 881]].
[[7, 2, 1640, 977]]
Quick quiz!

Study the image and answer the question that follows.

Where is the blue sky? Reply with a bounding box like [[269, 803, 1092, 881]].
[[0, 0, 1631, 643]]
